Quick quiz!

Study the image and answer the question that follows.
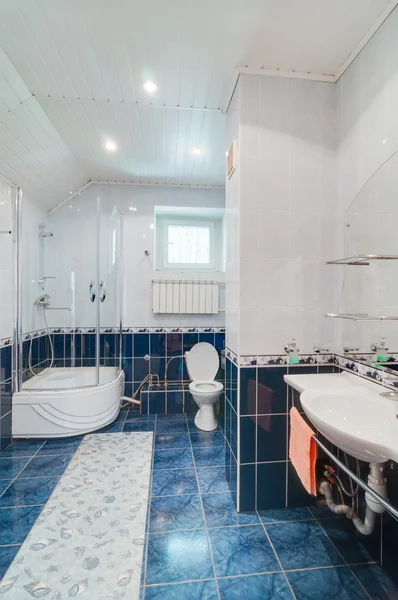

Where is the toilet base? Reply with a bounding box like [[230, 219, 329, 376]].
[[194, 404, 218, 432]]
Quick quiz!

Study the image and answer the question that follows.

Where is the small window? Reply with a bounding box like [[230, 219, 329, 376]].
[[155, 209, 224, 271]]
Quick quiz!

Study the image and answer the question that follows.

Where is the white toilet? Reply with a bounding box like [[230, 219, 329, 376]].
[[185, 342, 224, 431]]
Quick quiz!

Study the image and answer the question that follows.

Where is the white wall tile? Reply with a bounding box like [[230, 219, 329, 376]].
[[257, 210, 289, 258], [288, 212, 321, 259]]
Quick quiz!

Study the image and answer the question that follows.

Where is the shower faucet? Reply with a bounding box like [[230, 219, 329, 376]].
[[35, 294, 51, 308]]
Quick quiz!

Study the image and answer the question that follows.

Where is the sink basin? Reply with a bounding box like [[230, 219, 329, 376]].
[[300, 389, 398, 463]]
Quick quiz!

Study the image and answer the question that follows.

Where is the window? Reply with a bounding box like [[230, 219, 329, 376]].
[[155, 208, 225, 271]]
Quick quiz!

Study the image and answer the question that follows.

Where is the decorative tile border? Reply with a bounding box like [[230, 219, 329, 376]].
[[237, 353, 335, 367], [0, 337, 12, 348]]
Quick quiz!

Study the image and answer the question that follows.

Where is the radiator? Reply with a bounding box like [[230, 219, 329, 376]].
[[152, 280, 220, 314]]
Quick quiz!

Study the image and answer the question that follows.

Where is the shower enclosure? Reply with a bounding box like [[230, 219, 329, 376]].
[[12, 188, 125, 438]]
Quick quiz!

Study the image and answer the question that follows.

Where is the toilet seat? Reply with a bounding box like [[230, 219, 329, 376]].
[[189, 380, 223, 394], [185, 342, 219, 381]]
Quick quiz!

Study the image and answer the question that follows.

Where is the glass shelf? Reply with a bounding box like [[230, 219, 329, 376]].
[[326, 254, 398, 266], [325, 313, 398, 322]]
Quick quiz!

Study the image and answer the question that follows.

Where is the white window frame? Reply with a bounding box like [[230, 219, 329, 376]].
[[155, 214, 224, 272]]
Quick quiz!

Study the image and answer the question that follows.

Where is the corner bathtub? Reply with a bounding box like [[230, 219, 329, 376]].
[[12, 367, 125, 438]]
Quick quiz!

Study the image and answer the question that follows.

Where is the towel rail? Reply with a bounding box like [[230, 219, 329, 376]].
[[312, 436, 398, 521]]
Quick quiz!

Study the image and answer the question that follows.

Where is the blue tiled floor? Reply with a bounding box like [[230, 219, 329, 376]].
[[0, 409, 396, 600]]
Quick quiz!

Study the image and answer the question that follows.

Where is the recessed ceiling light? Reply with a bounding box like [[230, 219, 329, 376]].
[[105, 140, 117, 152], [129, 206, 137, 211], [190, 148, 203, 156], [143, 80, 158, 93], [149, 223, 154, 229]]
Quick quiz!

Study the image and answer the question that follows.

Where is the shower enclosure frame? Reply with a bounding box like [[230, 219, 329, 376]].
[[11, 187, 126, 437]]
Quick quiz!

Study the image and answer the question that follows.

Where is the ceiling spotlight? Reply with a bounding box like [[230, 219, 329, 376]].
[[149, 223, 154, 229], [129, 206, 137, 211], [105, 140, 117, 152], [143, 80, 158, 93], [190, 148, 203, 156]]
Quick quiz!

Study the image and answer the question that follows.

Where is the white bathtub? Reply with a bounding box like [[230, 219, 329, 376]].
[[12, 367, 125, 438]]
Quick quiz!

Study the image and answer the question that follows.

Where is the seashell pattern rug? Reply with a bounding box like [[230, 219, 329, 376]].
[[0, 432, 153, 599]]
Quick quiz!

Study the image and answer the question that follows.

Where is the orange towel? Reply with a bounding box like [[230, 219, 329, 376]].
[[289, 407, 317, 496]]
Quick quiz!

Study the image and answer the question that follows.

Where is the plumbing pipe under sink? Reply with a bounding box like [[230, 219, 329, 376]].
[[320, 462, 388, 535]]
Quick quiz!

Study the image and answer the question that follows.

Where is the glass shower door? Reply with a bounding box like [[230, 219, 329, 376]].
[[98, 196, 122, 381]]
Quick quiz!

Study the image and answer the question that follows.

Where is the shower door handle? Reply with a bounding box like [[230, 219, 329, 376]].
[[100, 280, 106, 303], [89, 280, 96, 302]]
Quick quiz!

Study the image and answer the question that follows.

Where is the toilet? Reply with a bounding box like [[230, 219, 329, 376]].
[[185, 342, 224, 431]]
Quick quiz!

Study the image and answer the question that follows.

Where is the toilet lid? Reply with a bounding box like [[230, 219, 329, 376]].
[[185, 342, 219, 381]]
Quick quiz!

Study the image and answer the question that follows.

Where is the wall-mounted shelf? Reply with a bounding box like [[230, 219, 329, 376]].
[[326, 254, 398, 266], [326, 313, 398, 322]]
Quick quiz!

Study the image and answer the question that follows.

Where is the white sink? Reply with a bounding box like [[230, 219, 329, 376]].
[[284, 372, 398, 463]]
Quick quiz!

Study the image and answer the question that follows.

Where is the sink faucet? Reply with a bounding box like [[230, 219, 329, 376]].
[[371, 337, 389, 362]]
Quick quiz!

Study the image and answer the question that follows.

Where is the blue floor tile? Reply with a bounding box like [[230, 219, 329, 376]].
[[151, 468, 198, 497], [155, 432, 190, 449], [123, 422, 156, 432], [0, 480, 11, 495], [149, 494, 204, 532], [37, 438, 82, 455], [155, 422, 188, 434], [0, 458, 30, 480], [266, 521, 344, 570], [352, 564, 398, 599], [218, 573, 294, 599], [153, 449, 193, 471], [258, 507, 313, 524], [287, 566, 369, 600], [197, 467, 230, 494], [202, 492, 259, 527], [144, 580, 218, 599], [146, 529, 213, 584], [20, 455, 71, 478], [0, 505, 43, 545], [113, 410, 128, 422], [0, 476, 59, 507], [156, 414, 187, 421], [209, 525, 280, 577], [0, 545, 20, 578], [190, 431, 225, 447], [0, 441, 45, 458], [124, 413, 157, 422], [319, 518, 373, 564], [95, 422, 123, 434], [192, 446, 225, 467]]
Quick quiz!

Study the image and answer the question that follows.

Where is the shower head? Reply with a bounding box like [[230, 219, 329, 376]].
[[39, 231, 54, 238]]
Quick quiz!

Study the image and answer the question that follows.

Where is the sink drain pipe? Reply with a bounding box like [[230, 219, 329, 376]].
[[319, 462, 387, 535]]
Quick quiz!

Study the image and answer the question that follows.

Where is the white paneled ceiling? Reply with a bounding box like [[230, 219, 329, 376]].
[[0, 0, 395, 209]]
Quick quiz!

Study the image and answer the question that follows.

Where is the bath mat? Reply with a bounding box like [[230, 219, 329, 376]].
[[0, 432, 153, 599]]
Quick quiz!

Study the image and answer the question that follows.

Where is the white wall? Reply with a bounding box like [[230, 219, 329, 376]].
[[46, 184, 225, 329], [226, 74, 344, 356], [0, 179, 12, 341]]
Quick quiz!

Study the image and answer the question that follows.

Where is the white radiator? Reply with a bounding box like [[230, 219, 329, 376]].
[[152, 280, 220, 314]]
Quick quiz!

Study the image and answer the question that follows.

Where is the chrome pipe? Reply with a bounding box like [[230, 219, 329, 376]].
[[119, 213, 124, 373], [12, 187, 22, 393], [312, 436, 398, 521], [95, 196, 101, 386]]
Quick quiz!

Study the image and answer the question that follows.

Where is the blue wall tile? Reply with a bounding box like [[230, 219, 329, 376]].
[[239, 417, 256, 464], [134, 333, 149, 357], [240, 367, 257, 415], [134, 357, 150, 381], [257, 415, 287, 463], [167, 333, 182, 356], [150, 333, 166, 356], [257, 462, 286, 510], [122, 333, 133, 357], [239, 464, 256, 511], [183, 333, 198, 353], [257, 367, 287, 414]]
